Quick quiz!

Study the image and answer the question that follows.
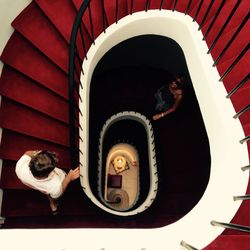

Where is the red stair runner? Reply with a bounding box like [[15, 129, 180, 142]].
[[0, 32, 69, 99], [0, 0, 249, 249]]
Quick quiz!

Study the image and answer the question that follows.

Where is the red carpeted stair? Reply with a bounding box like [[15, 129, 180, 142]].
[[0, 0, 249, 248]]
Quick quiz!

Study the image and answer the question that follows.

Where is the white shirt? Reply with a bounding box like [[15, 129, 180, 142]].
[[15, 154, 66, 199]]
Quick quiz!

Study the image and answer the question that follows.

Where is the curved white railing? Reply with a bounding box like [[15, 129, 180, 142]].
[[78, 10, 249, 250], [96, 111, 158, 215]]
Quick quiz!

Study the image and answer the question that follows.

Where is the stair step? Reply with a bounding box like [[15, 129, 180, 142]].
[[230, 86, 250, 113], [0, 129, 71, 168], [36, 0, 90, 59], [35, 0, 78, 43], [170, 0, 197, 14], [0, 65, 69, 123], [204, 235, 250, 250], [203, 0, 237, 38], [217, 52, 250, 93], [0, 160, 29, 190], [204, 0, 249, 49], [1, 212, 186, 229], [189, 0, 224, 26], [209, 23, 249, 65], [0, 32, 68, 99], [242, 124, 250, 139], [72, 0, 106, 40], [1, 214, 109, 229], [12, 2, 69, 73], [127, 0, 150, 12], [241, 124, 250, 159], [0, 97, 69, 146], [103, 0, 128, 26], [1, 186, 94, 217], [2, 189, 54, 217], [222, 176, 250, 235], [243, 125, 250, 157], [126, 0, 173, 13]]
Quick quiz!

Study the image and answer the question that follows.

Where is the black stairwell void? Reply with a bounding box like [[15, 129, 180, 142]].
[[89, 35, 211, 227]]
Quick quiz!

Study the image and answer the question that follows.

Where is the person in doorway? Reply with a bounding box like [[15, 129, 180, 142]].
[[15, 150, 80, 215], [152, 73, 185, 121]]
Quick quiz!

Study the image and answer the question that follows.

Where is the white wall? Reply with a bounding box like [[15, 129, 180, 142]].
[[0, 0, 32, 76]]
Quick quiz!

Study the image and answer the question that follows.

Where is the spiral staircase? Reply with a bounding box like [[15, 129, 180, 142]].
[[0, 0, 249, 249]]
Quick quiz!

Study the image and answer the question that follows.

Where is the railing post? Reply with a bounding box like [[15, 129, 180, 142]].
[[202, 0, 226, 39], [241, 164, 250, 171], [193, 0, 204, 22], [185, 0, 193, 15], [213, 14, 249, 66], [180, 240, 199, 250], [211, 220, 250, 233], [233, 195, 250, 201], [172, 0, 178, 11], [198, 0, 215, 30], [226, 74, 249, 98], [207, 0, 241, 54], [219, 43, 249, 81]]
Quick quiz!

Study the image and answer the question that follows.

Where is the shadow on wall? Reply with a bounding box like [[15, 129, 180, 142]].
[[94, 35, 191, 81]]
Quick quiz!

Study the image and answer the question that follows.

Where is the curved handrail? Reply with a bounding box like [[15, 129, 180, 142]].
[[69, 0, 249, 170], [69, 0, 91, 168], [68, 0, 249, 226], [96, 111, 158, 214]]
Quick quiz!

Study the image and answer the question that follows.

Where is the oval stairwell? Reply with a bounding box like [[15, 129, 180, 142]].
[[0, 0, 249, 249]]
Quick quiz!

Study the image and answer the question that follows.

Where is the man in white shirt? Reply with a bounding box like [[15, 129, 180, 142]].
[[16, 150, 80, 215]]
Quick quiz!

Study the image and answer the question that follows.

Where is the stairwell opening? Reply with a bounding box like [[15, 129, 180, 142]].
[[87, 34, 211, 225]]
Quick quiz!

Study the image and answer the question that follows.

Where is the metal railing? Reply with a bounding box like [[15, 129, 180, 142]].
[[69, 0, 249, 169], [68, 0, 250, 233], [211, 220, 250, 233]]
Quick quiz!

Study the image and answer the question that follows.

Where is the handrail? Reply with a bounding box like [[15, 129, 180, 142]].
[[180, 240, 199, 250], [68, 0, 249, 227], [69, 0, 91, 168], [69, 0, 248, 169]]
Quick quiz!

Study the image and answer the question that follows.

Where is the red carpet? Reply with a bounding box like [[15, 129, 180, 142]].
[[0, 0, 249, 249]]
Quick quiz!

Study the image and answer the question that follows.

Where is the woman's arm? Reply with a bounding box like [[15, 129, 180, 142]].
[[153, 94, 183, 120]]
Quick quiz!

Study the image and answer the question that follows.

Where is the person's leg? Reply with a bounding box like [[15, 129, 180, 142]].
[[47, 195, 58, 215]]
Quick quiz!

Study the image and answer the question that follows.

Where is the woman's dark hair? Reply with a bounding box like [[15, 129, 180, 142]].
[[29, 150, 58, 178], [174, 73, 185, 89]]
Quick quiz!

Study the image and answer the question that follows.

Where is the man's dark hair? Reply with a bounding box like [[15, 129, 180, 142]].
[[29, 150, 58, 178]]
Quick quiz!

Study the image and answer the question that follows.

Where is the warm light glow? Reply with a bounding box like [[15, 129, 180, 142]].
[[113, 155, 126, 171]]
